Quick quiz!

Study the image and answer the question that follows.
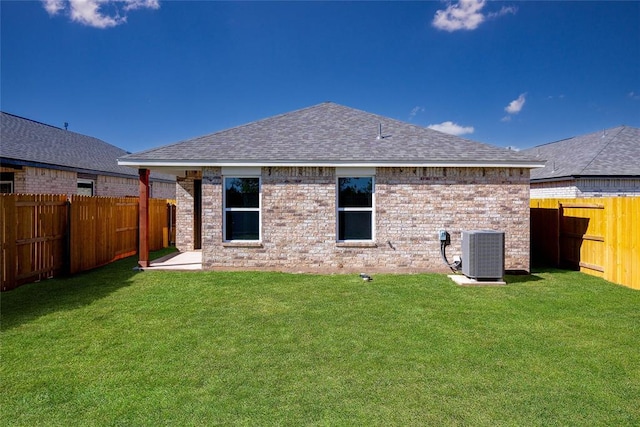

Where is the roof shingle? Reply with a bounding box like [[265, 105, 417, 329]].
[[1, 112, 173, 181], [120, 103, 541, 167], [522, 126, 640, 180]]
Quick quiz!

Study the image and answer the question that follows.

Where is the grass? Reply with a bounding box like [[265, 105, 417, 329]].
[[1, 250, 639, 426]]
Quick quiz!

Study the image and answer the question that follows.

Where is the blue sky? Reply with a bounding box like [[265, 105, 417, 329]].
[[1, 1, 639, 153]]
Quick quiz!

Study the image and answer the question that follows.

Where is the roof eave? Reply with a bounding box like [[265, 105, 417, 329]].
[[118, 159, 545, 169], [531, 174, 640, 183]]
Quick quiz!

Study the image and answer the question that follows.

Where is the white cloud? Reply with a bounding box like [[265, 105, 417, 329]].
[[628, 91, 640, 100], [43, 0, 65, 15], [41, 0, 159, 28], [504, 93, 526, 114], [124, 0, 159, 11], [409, 106, 425, 120], [487, 5, 517, 19], [432, 0, 486, 32], [68, 0, 124, 28], [432, 0, 516, 32], [428, 121, 475, 136]]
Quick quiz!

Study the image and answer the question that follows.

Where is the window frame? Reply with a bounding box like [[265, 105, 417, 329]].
[[77, 179, 95, 196], [1, 172, 15, 194], [0, 180, 14, 194], [222, 176, 262, 243], [336, 175, 375, 242]]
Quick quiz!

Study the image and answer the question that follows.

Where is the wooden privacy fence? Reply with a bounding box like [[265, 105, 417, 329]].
[[531, 197, 639, 290], [1, 194, 176, 291]]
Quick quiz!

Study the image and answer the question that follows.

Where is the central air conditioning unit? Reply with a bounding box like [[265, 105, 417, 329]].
[[461, 230, 505, 280]]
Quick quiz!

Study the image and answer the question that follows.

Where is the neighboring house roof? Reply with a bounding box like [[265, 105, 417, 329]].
[[1, 111, 174, 182], [522, 126, 640, 182], [119, 102, 543, 170]]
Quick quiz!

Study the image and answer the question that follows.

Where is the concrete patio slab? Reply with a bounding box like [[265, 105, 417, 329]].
[[448, 274, 506, 286], [143, 251, 202, 271]]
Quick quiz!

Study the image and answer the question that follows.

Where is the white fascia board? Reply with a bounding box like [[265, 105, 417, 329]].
[[118, 159, 546, 169]]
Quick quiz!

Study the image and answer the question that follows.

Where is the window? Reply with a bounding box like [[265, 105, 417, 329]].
[[224, 177, 260, 241], [0, 181, 13, 194], [0, 172, 14, 194], [77, 179, 94, 196], [337, 177, 374, 241]]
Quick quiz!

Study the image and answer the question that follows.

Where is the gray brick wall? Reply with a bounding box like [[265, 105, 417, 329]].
[[192, 166, 531, 273], [22, 167, 77, 196], [4, 165, 176, 198], [176, 176, 196, 251]]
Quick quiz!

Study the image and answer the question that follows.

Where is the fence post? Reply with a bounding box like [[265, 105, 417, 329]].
[[2, 195, 17, 291], [167, 202, 173, 246], [64, 198, 71, 276], [138, 169, 150, 267], [557, 202, 563, 267]]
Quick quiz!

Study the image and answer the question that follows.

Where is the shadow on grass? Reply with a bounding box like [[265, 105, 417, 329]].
[[504, 266, 587, 285], [504, 273, 544, 284], [0, 248, 175, 331]]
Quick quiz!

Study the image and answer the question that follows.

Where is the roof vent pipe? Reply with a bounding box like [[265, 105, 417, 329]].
[[376, 123, 382, 140]]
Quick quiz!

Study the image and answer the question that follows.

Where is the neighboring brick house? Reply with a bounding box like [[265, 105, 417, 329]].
[[0, 112, 175, 198], [119, 103, 543, 273], [522, 126, 640, 198]]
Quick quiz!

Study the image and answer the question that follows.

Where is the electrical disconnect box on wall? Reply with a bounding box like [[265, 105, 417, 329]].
[[461, 230, 505, 280]]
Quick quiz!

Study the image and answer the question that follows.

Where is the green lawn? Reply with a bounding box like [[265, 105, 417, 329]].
[[2, 250, 639, 426]]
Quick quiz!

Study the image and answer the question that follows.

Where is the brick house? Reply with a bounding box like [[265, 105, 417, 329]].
[[522, 126, 640, 198], [1, 112, 175, 198], [119, 103, 543, 273]]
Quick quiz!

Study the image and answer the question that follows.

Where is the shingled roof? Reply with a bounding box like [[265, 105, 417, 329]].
[[119, 103, 542, 169], [1, 112, 173, 182], [522, 126, 640, 181]]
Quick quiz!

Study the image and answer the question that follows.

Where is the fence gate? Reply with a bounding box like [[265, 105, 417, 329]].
[[558, 202, 606, 275], [1, 194, 68, 290]]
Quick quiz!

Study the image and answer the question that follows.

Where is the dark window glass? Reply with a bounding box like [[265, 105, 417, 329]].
[[0, 182, 13, 194], [225, 211, 260, 241], [337, 176, 374, 241], [338, 211, 372, 240], [338, 177, 373, 207], [77, 181, 94, 196], [224, 177, 260, 241], [225, 178, 259, 208]]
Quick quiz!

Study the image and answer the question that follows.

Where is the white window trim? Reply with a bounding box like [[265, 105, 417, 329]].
[[336, 176, 375, 243], [222, 176, 262, 243]]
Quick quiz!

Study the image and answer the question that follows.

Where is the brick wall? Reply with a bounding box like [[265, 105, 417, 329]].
[[2, 165, 175, 198], [97, 175, 176, 198], [21, 167, 77, 196], [194, 166, 531, 273], [150, 180, 177, 199], [96, 175, 138, 197], [176, 176, 196, 251]]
